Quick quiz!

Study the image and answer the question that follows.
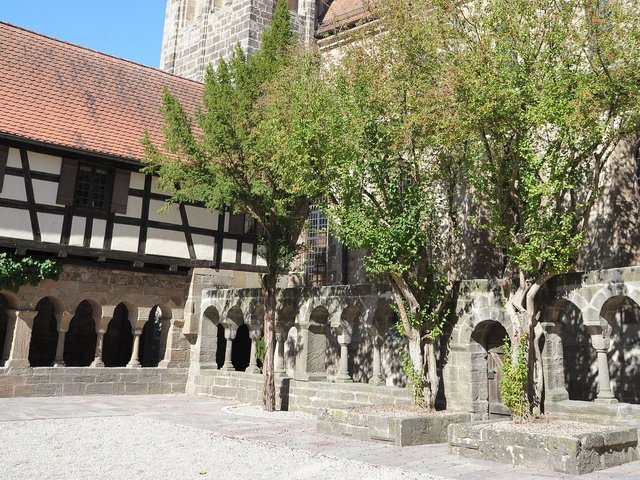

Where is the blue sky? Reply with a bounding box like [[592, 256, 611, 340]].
[[1, 1, 166, 68]]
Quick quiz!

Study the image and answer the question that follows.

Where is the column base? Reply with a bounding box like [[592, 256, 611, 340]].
[[126, 360, 141, 368], [595, 396, 618, 404], [294, 372, 326, 382], [200, 363, 219, 370], [274, 369, 287, 377], [245, 365, 261, 374], [90, 358, 104, 368], [158, 360, 170, 369], [220, 363, 235, 372], [4, 359, 29, 368], [53, 360, 65, 367], [335, 374, 352, 383], [368, 376, 383, 386]]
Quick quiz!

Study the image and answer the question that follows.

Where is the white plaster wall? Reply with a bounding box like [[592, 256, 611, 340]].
[[192, 234, 215, 261], [146, 228, 190, 258], [31, 179, 58, 205], [37, 212, 64, 243], [69, 216, 86, 246], [0, 175, 27, 201], [149, 200, 182, 224], [0, 207, 32, 240], [111, 224, 140, 253], [241, 242, 253, 265], [256, 245, 267, 267], [186, 205, 218, 229], [90, 219, 106, 249], [117, 196, 142, 218], [129, 172, 146, 190], [6, 148, 21, 168], [27, 151, 62, 174], [221, 238, 237, 263]]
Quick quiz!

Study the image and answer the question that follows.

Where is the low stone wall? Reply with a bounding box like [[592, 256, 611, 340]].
[[187, 370, 412, 414], [318, 408, 471, 445], [0, 367, 187, 397], [449, 420, 639, 474]]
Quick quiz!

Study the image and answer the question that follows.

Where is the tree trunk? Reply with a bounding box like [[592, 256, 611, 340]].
[[423, 339, 438, 411], [262, 283, 276, 412]]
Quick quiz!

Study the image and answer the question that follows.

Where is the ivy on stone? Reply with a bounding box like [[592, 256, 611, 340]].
[[0, 253, 60, 292]]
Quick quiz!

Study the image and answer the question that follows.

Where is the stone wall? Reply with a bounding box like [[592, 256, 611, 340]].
[[0, 367, 187, 398]]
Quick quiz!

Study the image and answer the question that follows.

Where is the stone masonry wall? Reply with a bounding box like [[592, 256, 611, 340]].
[[0, 367, 187, 398]]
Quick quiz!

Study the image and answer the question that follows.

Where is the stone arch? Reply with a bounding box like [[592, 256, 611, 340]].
[[232, 323, 251, 371], [372, 303, 406, 387], [279, 305, 298, 375], [601, 295, 640, 403], [200, 305, 221, 369], [339, 304, 367, 383], [303, 305, 332, 380], [543, 298, 596, 401], [28, 296, 63, 367], [63, 300, 98, 367], [102, 303, 134, 367], [139, 306, 167, 367], [469, 319, 511, 418]]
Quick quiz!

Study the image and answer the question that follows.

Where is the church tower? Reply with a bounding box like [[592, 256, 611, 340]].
[[160, 0, 317, 81]]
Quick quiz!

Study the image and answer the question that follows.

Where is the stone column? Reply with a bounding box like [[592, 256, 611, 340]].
[[274, 331, 287, 376], [540, 321, 569, 402], [126, 328, 142, 368], [4, 309, 37, 368], [246, 328, 261, 374], [53, 312, 73, 367], [220, 325, 237, 371], [589, 324, 617, 403], [336, 330, 352, 383], [368, 334, 383, 386]]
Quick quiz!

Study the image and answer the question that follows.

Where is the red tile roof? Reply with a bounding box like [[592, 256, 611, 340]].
[[0, 22, 204, 163], [316, 0, 373, 35]]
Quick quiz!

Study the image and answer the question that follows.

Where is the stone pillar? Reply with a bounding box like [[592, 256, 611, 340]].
[[589, 324, 617, 403], [4, 309, 37, 368], [246, 328, 261, 374], [157, 317, 172, 368], [126, 328, 142, 368], [220, 325, 237, 371], [368, 334, 383, 386], [274, 331, 287, 376], [540, 321, 569, 402], [336, 330, 352, 383], [53, 312, 73, 367]]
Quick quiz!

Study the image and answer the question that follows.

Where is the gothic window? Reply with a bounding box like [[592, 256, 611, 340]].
[[305, 204, 328, 286]]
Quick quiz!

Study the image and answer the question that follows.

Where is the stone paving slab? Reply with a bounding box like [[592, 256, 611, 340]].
[[0, 394, 639, 479]]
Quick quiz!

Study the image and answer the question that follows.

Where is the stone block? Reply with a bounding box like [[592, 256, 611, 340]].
[[14, 383, 57, 397], [124, 383, 149, 395], [0, 385, 16, 397], [85, 383, 117, 395], [62, 383, 87, 396]]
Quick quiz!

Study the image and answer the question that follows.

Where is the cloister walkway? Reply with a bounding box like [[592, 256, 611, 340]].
[[0, 394, 638, 480]]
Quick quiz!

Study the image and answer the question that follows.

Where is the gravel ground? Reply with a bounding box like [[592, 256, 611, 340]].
[[488, 418, 619, 435], [0, 416, 443, 480]]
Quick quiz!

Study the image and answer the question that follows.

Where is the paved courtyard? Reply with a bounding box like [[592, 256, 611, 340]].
[[0, 395, 638, 479]]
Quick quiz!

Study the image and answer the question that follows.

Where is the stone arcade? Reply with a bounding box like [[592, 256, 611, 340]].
[[0, 0, 640, 444]]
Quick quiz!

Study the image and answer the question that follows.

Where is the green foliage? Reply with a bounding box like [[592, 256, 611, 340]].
[[0, 253, 60, 292], [499, 333, 530, 422], [256, 336, 265, 362], [400, 350, 426, 407]]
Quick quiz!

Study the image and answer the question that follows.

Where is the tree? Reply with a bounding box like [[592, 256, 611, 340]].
[[377, 0, 640, 413], [320, 17, 466, 410], [0, 253, 60, 292], [143, 0, 340, 411]]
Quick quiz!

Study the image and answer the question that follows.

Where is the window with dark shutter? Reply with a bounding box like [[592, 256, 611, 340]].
[[228, 212, 245, 235], [110, 169, 131, 214], [56, 158, 79, 205], [0, 145, 8, 193]]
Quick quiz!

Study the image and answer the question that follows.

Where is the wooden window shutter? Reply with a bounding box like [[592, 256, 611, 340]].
[[0, 145, 8, 193], [110, 169, 131, 214], [56, 158, 79, 205], [228, 213, 245, 235]]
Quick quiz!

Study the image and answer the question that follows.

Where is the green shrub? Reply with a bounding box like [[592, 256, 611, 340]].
[[400, 351, 426, 407], [499, 332, 530, 422], [0, 253, 60, 292]]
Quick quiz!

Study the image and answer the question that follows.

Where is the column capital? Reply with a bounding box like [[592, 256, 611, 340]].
[[249, 328, 262, 340], [224, 324, 237, 340], [13, 309, 38, 321]]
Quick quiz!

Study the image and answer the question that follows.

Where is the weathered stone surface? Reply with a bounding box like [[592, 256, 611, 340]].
[[449, 421, 640, 474], [318, 408, 471, 446]]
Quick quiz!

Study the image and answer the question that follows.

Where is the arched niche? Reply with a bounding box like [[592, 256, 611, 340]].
[[28, 297, 61, 367], [63, 300, 97, 367], [601, 295, 640, 404], [200, 305, 221, 369], [102, 303, 134, 367], [140, 306, 167, 368], [232, 323, 251, 371]]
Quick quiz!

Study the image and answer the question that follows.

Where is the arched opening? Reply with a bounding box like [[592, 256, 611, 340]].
[[232, 323, 251, 371], [139, 306, 166, 367], [470, 320, 510, 418], [602, 295, 640, 404], [102, 303, 133, 367], [63, 301, 97, 367], [555, 302, 597, 401], [306, 306, 330, 379], [374, 305, 406, 387], [201, 306, 220, 369], [0, 296, 9, 361], [216, 324, 226, 368], [28, 297, 59, 367]]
